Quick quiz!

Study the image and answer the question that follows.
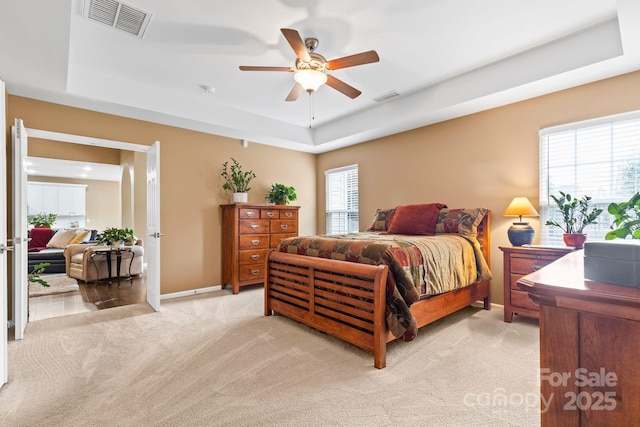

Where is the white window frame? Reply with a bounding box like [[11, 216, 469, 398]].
[[539, 110, 640, 245], [325, 164, 359, 235]]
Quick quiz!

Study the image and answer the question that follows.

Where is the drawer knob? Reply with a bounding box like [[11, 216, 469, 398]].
[[285, 212, 292, 217], [250, 224, 259, 229], [267, 212, 275, 217], [250, 269, 260, 275], [245, 212, 255, 217], [532, 264, 543, 271], [251, 254, 260, 260], [251, 239, 260, 245], [280, 224, 288, 230]]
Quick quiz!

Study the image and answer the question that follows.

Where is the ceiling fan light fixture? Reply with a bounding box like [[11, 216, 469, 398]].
[[294, 69, 327, 92]]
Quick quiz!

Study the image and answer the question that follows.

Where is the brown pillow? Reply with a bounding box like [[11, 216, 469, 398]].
[[387, 203, 444, 235], [435, 208, 488, 237], [366, 208, 396, 231]]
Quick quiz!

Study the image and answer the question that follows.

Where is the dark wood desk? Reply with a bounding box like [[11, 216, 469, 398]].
[[518, 250, 640, 426]]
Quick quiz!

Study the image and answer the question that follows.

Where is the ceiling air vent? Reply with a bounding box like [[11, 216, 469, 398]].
[[83, 0, 152, 38], [373, 90, 400, 103]]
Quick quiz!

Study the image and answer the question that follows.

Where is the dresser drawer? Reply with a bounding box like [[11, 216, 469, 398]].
[[270, 220, 297, 234], [238, 249, 268, 265], [239, 208, 260, 219], [279, 209, 298, 220], [261, 208, 279, 219], [510, 289, 539, 312], [510, 274, 526, 290], [271, 233, 296, 248], [239, 264, 264, 281], [239, 219, 269, 234], [510, 255, 558, 275], [239, 234, 269, 249]]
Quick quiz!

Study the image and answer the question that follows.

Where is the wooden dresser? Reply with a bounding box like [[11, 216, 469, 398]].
[[221, 204, 299, 294], [500, 246, 573, 322], [519, 251, 640, 425]]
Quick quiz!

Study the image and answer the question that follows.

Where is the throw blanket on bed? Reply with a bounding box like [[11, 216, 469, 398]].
[[278, 232, 492, 341]]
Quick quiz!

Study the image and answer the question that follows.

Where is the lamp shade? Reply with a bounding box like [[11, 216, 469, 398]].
[[503, 197, 539, 219], [294, 69, 327, 92], [503, 197, 539, 246]]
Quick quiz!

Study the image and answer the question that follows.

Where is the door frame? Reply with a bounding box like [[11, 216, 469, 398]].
[[21, 128, 161, 311]]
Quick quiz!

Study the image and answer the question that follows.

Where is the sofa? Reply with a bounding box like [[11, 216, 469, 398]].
[[28, 227, 99, 274], [64, 241, 144, 282]]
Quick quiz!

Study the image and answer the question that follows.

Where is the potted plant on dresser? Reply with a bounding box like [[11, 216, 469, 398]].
[[266, 183, 297, 205], [545, 191, 603, 248], [221, 158, 256, 203]]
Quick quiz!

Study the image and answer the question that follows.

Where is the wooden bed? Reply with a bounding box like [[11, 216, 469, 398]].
[[264, 210, 491, 369]]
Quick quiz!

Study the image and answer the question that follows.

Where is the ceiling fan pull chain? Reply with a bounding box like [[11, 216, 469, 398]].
[[309, 92, 313, 128]]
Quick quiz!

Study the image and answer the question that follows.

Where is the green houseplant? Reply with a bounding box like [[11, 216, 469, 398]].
[[98, 227, 135, 247], [266, 183, 297, 205], [545, 191, 603, 248], [605, 192, 640, 240], [221, 158, 256, 203], [28, 262, 50, 288], [28, 213, 57, 228]]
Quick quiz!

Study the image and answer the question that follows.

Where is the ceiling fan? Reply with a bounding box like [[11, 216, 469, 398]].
[[239, 28, 380, 102]]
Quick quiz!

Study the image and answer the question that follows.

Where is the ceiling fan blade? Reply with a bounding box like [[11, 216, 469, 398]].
[[285, 83, 304, 102], [239, 66, 293, 72], [281, 28, 311, 62], [326, 50, 380, 70], [326, 75, 361, 99]]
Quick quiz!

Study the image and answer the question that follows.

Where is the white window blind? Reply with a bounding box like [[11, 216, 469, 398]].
[[325, 164, 359, 235], [539, 110, 640, 245]]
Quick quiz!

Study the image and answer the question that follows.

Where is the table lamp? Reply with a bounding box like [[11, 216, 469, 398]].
[[503, 197, 539, 246]]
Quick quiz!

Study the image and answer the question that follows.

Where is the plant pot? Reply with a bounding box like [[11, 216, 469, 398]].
[[563, 233, 587, 249], [233, 192, 248, 204]]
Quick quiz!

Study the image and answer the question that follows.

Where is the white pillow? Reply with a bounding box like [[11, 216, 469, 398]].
[[46, 229, 78, 249]]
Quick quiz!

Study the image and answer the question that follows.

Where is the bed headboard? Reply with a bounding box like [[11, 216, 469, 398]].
[[476, 210, 491, 267]]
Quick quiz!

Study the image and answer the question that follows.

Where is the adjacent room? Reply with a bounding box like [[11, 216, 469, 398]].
[[2, 1, 640, 425]]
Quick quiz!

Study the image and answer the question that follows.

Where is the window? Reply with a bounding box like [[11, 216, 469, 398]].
[[539, 110, 640, 245], [325, 164, 359, 234]]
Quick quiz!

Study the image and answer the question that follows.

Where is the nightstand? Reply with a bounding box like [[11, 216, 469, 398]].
[[500, 246, 574, 322]]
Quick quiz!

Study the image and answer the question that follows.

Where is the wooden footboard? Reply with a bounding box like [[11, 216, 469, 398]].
[[265, 251, 389, 367], [265, 212, 491, 369]]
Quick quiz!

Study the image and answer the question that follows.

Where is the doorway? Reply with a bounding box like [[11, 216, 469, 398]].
[[14, 126, 161, 336]]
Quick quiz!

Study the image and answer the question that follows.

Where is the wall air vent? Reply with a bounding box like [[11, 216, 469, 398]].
[[83, 0, 153, 38], [373, 90, 400, 103]]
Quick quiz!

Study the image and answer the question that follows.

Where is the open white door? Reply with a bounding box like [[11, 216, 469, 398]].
[[146, 141, 161, 311], [12, 119, 28, 340], [0, 79, 8, 387]]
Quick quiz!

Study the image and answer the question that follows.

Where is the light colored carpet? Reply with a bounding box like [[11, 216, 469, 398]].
[[28, 274, 79, 297], [2, 287, 540, 426]]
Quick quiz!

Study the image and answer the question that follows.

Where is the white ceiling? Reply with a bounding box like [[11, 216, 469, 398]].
[[2, 0, 640, 154]]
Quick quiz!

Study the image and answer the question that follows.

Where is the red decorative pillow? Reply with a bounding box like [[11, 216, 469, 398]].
[[387, 203, 446, 235], [29, 227, 54, 250]]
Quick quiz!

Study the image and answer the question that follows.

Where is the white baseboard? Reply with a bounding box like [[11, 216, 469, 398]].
[[160, 285, 223, 300]]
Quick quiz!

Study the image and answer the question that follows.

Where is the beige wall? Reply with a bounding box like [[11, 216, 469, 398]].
[[317, 70, 640, 305], [7, 70, 640, 304], [27, 176, 121, 231], [7, 95, 317, 295]]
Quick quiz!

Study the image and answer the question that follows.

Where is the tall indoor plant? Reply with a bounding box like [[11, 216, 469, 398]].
[[221, 158, 256, 203], [545, 191, 603, 248]]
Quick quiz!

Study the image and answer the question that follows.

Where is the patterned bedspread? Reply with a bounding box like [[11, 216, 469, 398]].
[[277, 232, 492, 341]]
